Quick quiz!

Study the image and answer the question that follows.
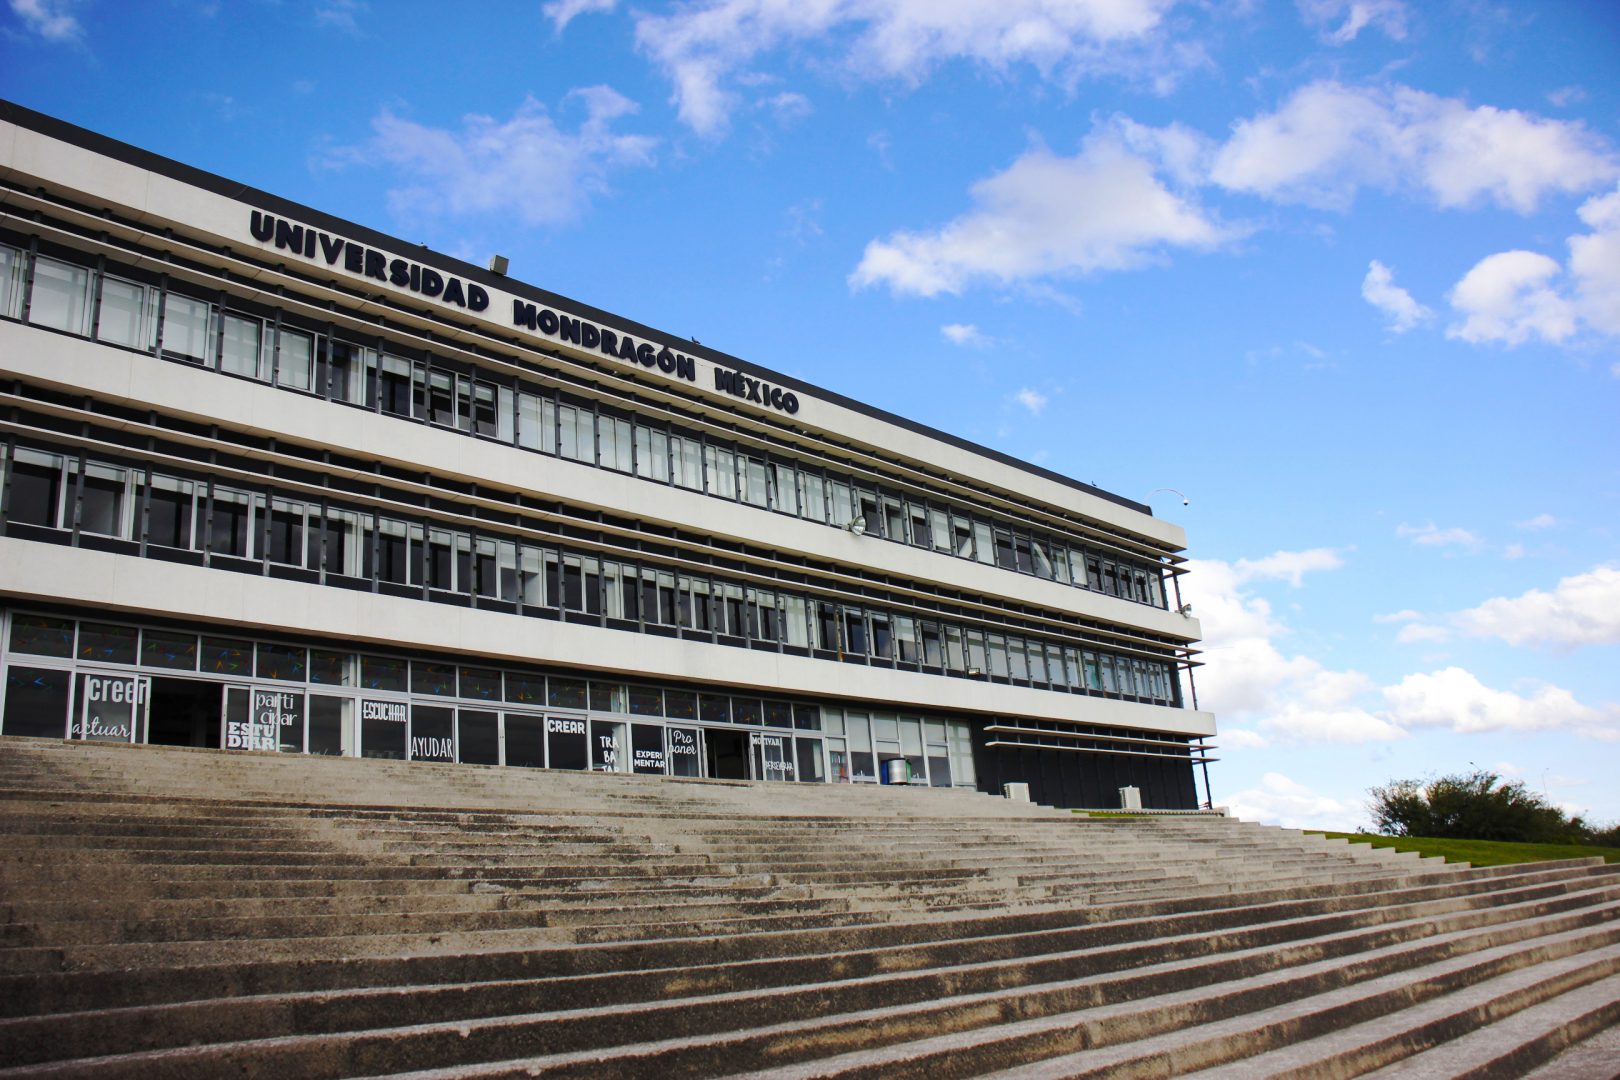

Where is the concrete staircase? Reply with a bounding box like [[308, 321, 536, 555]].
[[1, 737, 1616, 1078]]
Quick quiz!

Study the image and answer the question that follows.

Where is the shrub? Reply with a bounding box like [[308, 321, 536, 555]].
[[1368, 770, 1584, 845]]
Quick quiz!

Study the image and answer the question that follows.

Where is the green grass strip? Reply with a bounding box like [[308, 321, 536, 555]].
[[1305, 832, 1620, 867]]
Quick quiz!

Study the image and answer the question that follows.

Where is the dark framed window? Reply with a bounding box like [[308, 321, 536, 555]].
[[9, 613, 74, 657]]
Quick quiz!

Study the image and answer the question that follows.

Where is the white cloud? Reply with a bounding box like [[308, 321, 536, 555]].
[[1181, 551, 1375, 738], [1210, 82, 1617, 213], [1261, 699, 1405, 743], [1442, 183, 1620, 348], [1013, 388, 1048, 415], [543, 0, 616, 34], [1232, 547, 1345, 588], [1191, 548, 1620, 761], [9, 0, 82, 42], [940, 323, 990, 347], [1396, 522, 1482, 549], [850, 134, 1231, 296], [1297, 0, 1409, 44], [1224, 772, 1360, 830], [1361, 260, 1431, 332], [332, 93, 657, 228], [314, 0, 366, 35], [632, 0, 1181, 138], [758, 91, 812, 125], [782, 197, 824, 242], [1446, 250, 1577, 346], [1569, 184, 1620, 336], [1515, 513, 1558, 531], [1384, 667, 1614, 737], [1453, 566, 1620, 648], [1394, 622, 1450, 645], [1503, 543, 1526, 561]]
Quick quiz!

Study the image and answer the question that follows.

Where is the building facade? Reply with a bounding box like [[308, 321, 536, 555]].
[[0, 101, 1216, 809]]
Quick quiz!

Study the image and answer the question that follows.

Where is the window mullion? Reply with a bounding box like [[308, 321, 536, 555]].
[[90, 253, 105, 341], [20, 237, 38, 324], [0, 432, 15, 537]]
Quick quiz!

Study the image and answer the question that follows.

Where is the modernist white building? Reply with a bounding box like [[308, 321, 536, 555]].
[[0, 100, 1216, 809]]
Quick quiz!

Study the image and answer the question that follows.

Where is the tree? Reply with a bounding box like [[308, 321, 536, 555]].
[[1368, 770, 1582, 844]]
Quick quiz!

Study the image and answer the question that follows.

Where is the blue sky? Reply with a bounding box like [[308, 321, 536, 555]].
[[5, 0, 1617, 830]]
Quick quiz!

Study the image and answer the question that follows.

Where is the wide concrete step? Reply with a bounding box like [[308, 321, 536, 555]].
[[1173, 957, 1620, 1079], [803, 930, 1620, 1080], [177, 900, 1620, 1079], [6, 884, 1613, 1077], [1, 865, 1605, 1021], [1357, 971, 1620, 1078], [6, 737, 1615, 1075]]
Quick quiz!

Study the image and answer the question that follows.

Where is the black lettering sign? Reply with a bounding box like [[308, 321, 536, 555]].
[[248, 211, 486, 318], [249, 212, 722, 394], [712, 367, 801, 414]]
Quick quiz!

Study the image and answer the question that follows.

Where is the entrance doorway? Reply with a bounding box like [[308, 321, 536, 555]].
[[146, 677, 221, 748], [705, 728, 748, 780]]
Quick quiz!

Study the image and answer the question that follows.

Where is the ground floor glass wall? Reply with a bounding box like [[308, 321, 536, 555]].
[[0, 608, 985, 788]]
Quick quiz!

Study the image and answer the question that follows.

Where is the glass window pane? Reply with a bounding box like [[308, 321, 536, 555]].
[[361, 699, 408, 759], [200, 637, 253, 676], [412, 661, 456, 696], [410, 705, 455, 762], [628, 685, 663, 716], [635, 426, 668, 482], [547, 715, 589, 770], [79, 463, 129, 537], [459, 667, 502, 701], [590, 680, 627, 713], [308, 696, 350, 756], [740, 458, 768, 507], [705, 446, 736, 500], [458, 709, 500, 765], [77, 622, 137, 665], [220, 313, 266, 379], [310, 650, 354, 686], [206, 487, 257, 558], [361, 655, 408, 692], [8, 448, 65, 528], [278, 328, 314, 391], [98, 276, 150, 348], [29, 257, 90, 334], [141, 629, 197, 670], [549, 678, 587, 710], [267, 498, 307, 566], [0, 244, 22, 319], [798, 473, 825, 522], [161, 292, 213, 362], [146, 474, 195, 549], [256, 643, 307, 681], [558, 404, 591, 462], [663, 690, 695, 720], [505, 672, 545, 705], [3, 666, 71, 738]]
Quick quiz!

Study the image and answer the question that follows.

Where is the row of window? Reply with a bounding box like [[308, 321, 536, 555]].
[[5, 611, 822, 727], [0, 441, 1184, 705], [0, 239, 1170, 609], [0, 610, 979, 786]]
